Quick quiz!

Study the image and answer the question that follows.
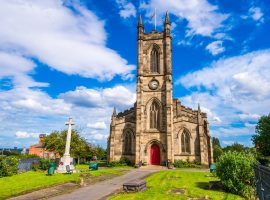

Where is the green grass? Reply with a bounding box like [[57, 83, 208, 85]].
[[76, 164, 131, 176], [0, 171, 80, 200], [110, 170, 244, 200], [0, 166, 130, 200]]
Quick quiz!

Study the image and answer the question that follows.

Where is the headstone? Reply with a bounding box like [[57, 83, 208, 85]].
[[57, 117, 76, 173]]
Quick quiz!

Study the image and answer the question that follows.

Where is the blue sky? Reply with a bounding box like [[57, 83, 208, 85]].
[[0, 0, 269, 149]]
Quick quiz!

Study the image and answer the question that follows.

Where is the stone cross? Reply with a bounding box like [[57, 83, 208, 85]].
[[64, 117, 75, 157]]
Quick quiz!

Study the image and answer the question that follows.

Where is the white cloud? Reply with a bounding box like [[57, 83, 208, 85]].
[[59, 85, 136, 110], [212, 124, 255, 138], [249, 6, 264, 23], [15, 131, 40, 139], [177, 49, 270, 139], [87, 122, 107, 130], [0, 84, 135, 148], [0, 52, 48, 88], [116, 0, 137, 18], [239, 113, 260, 121], [178, 49, 270, 103], [88, 131, 108, 141], [206, 40, 225, 55], [0, 87, 71, 115], [0, 0, 135, 81], [170, 22, 177, 31], [140, 0, 228, 37]]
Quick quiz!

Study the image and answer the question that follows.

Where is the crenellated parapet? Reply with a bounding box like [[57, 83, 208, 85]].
[[173, 99, 208, 124]]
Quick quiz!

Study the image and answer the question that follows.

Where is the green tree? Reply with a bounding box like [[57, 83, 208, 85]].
[[223, 142, 248, 153], [44, 130, 95, 163], [94, 145, 107, 159], [252, 114, 270, 157], [212, 137, 221, 147], [212, 137, 223, 162]]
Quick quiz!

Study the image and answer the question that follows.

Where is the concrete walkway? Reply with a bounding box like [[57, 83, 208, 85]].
[[49, 168, 160, 200]]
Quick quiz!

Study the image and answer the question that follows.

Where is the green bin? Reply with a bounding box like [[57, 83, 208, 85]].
[[89, 163, 98, 170], [48, 162, 56, 175]]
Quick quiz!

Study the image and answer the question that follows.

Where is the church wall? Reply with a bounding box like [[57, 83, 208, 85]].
[[173, 119, 201, 162], [109, 115, 136, 164]]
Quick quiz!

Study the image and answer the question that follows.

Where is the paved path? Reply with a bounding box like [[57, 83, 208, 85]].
[[49, 168, 160, 200]]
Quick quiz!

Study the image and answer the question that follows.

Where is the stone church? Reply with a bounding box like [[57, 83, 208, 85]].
[[107, 13, 213, 166]]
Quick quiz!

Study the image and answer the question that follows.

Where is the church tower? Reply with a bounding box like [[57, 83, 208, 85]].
[[107, 12, 213, 167], [135, 12, 174, 164]]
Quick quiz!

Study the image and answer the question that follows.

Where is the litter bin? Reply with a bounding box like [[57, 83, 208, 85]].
[[48, 162, 56, 175], [89, 163, 99, 170]]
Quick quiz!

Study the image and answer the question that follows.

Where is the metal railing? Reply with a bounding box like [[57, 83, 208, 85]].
[[254, 164, 270, 200], [18, 158, 40, 172]]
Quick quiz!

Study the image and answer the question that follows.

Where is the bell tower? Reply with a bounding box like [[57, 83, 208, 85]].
[[135, 12, 174, 164]]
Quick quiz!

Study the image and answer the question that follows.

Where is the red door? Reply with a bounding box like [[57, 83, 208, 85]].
[[150, 144, 160, 165]]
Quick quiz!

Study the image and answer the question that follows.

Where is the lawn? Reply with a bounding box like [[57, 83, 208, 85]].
[[0, 165, 130, 200], [110, 170, 244, 200]]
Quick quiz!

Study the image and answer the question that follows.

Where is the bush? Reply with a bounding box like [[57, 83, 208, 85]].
[[174, 159, 201, 168], [107, 157, 131, 167], [31, 162, 40, 171], [39, 159, 50, 170], [215, 151, 256, 198], [0, 156, 20, 177]]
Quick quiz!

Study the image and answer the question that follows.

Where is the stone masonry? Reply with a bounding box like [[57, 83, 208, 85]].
[[107, 13, 213, 166]]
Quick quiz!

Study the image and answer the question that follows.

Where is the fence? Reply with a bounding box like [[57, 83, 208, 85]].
[[18, 158, 40, 172], [254, 164, 270, 200]]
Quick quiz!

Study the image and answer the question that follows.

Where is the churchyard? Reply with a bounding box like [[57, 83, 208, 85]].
[[0, 164, 131, 199], [0, 166, 245, 200], [110, 170, 243, 200]]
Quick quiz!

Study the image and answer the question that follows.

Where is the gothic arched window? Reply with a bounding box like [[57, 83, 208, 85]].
[[150, 101, 160, 129], [151, 47, 159, 73], [181, 131, 190, 153], [124, 131, 132, 154]]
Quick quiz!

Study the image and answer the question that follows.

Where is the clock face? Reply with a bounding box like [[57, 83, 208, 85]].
[[149, 80, 159, 90]]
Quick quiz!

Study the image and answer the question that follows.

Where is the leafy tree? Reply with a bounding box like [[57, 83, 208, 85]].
[[94, 145, 107, 159], [212, 137, 221, 147], [213, 146, 223, 162], [223, 142, 248, 153], [44, 130, 95, 163], [252, 114, 270, 157], [212, 137, 223, 162]]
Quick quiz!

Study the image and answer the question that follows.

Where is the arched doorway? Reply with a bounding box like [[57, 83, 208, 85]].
[[150, 144, 160, 165]]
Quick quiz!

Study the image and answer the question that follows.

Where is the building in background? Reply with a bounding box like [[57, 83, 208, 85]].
[[29, 134, 59, 159]]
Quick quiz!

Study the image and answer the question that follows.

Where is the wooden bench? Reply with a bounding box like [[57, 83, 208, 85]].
[[123, 179, 146, 192]]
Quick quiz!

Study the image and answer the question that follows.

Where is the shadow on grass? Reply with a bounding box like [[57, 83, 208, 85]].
[[196, 181, 224, 191], [195, 182, 209, 190]]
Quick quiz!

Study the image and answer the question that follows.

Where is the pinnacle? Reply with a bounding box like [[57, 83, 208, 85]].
[[138, 15, 143, 26], [165, 11, 170, 24]]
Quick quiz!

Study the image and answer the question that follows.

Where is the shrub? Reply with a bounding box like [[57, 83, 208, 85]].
[[0, 156, 20, 177], [107, 157, 131, 167], [31, 162, 40, 171], [174, 159, 201, 168], [39, 159, 50, 170], [215, 151, 256, 198]]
